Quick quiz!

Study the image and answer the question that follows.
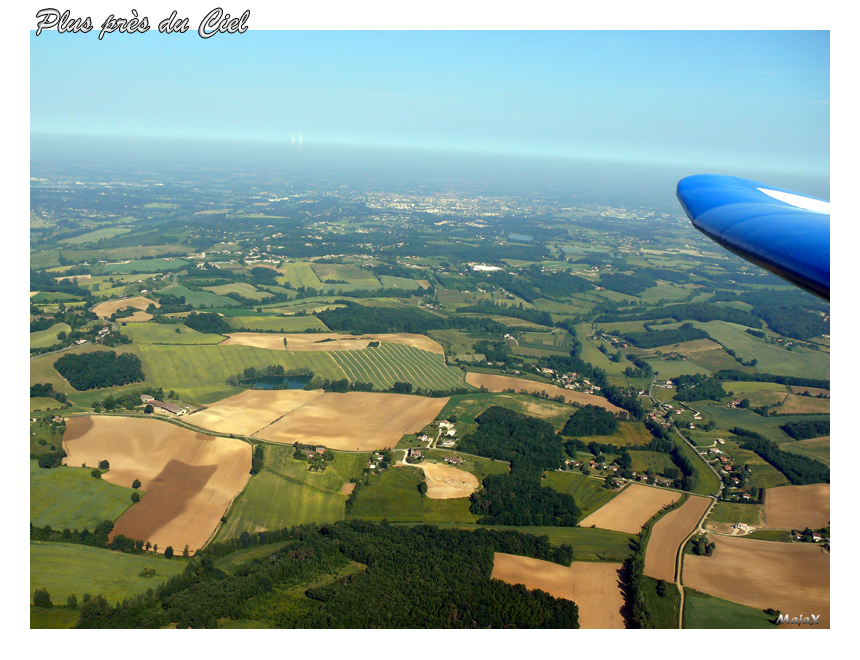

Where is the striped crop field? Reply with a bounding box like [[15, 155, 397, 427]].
[[330, 342, 468, 392], [276, 262, 323, 289]]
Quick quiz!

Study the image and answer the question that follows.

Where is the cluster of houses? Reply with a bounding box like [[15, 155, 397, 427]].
[[366, 451, 385, 470]]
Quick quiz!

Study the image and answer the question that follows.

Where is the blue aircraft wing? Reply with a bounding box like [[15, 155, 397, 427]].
[[676, 174, 830, 301]]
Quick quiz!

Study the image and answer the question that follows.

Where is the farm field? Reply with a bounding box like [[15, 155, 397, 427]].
[[331, 343, 465, 391], [644, 495, 711, 583], [253, 391, 449, 451], [720, 381, 790, 394], [378, 275, 420, 288], [30, 322, 72, 349], [720, 444, 790, 489], [782, 436, 829, 465], [30, 397, 64, 411], [438, 392, 575, 436], [215, 447, 366, 542], [705, 502, 765, 530], [683, 589, 777, 629], [576, 421, 655, 447], [59, 227, 133, 244], [629, 451, 679, 475], [225, 316, 330, 332], [30, 606, 80, 629], [132, 343, 347, 404], [682, 534, 830, 628], [578, 484, 681, 534], [491, 553, 625, 629], [464, 373, 624, 413], [347, 467, 477, 523], [542, 471, 619, 519], [276, 261, 323, 289], [30, 461, 135, 530], [220, 331, 443, 354], [310, 262, 379, 285], [776, 394, 830, 415], [120, 322, 226, 344], [764, 484, 830, 529], [92, 296, 158, 318], [102, 257, 189, 273], [30, 542, 187, 605], [413, 462, 479, 499], [155, 284, 238, 308], [62, 416, 252, 553], [424, 450, 511, 482], [187, 389, 326, 436], [29, 342, 138, 398], [203, 282, 272, 301]]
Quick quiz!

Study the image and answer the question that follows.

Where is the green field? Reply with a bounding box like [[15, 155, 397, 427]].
[[30, 397, 64, 412], [683, 588, 777, 628], [59, 227, 133, 245], [720, 443, 790, 489], [120, 323, 227, 344], [203, 282, 273, 301], [30, 323, 72, 350], [437, 392, 573, 437], [720, 381, 790, 394], [695, 402, 820, 445], [643, 575, 681, 629], [226, 315, 330, 332], [672, 433, 722, 496], [570, 421, 654, 447], [215, 447, 366, 542], [781, 436, 829, 465], [30, 542, 187, 604], [155, 284, 238, 308], [745, 529, 793, 542], [347, 467, 478, 524], [276, 262, 323, 289], [310, 262, 379, 285], [133, 343, 349, 403], [330, 342, 467, 391], [378, 275, 421, 289], [542, 471, 618, 518], [31, 461, 137, 530], [638, 282, 692, 304], [30, 605, 80, 629], [629, 450, 680, 475], [707, 502, 765, 527], [104, 258, 189, 274], [425, 450, 510, 481]]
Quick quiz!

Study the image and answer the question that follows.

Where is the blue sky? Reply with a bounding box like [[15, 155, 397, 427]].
[[30, 29, 829, 179]]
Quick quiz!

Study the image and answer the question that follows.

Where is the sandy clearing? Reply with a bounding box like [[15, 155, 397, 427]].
[[340, 482, 356, 495], [186, 389, 327, 436], [764, 484, 830, 529], [644, 496, 711, 582], [491, 553, 625, 629], [118, 311, 153, 323], [220, 332, 444, 355], [92, 296, 159, 318], [683, 534, 830, 628], [30, 291, 39, 298], [464, 373, 624, 413], [415, 280, 432, 289], [413, 462, 479, 499], [578, 484, 681, 534], [253, 391, 449, 451], [62, 416, 251, 554]]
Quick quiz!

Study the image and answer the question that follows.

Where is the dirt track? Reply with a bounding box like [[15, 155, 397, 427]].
[[578, 484, 681, 534], [683, 534, 830, 629], [765, 483, 830, 529], [644, 495, 711, 582], [62, 416, 251, 554], [464, 373, 624, 413], [491, 553, 626, 629]]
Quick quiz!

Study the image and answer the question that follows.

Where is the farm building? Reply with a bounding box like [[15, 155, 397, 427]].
[[151, 400, 185, 415]]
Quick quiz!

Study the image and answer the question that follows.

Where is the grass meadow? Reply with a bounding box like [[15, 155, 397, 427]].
[[30, 323, 72, 350], [683, 588, 777, 628], [225, 315, 330, 332], [542, 471, 618, 519], [30, 461, 136, 530], [30, 542, 187, 605], [276, 262, 323, 289]]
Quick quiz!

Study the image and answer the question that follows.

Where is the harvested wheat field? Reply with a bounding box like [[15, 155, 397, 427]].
[[654, 338, 724, 354], [415, 462, 479, 499], [683, 534, 830, 628], [186, 389, 326, 436], [777, 394, 830, 415], [765, 483, 830, 530], [55, 273, 92, 282], [221, 332, 444, 355], [254, 391, 448, 451], [579, 484, 681, 534], [62, 416, 251, 554], [92, 296, 159, 318], [644, 496, 711, 583], [464, 373, 624, 413], [491, 553, 625, 629]]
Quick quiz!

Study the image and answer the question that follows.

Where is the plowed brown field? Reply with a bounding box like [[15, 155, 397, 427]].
[[92, 296, 159, 318], [253, 391, 448, 451], [765, 483, 830, 529], [187, 389, 327, 436], [491, 553, 625, 629], [415, 462, 479, 499], [683, 534, 830, 628], [464, 373, 624, 413], [644, 496, 711, 582], [221, 332, 444, 354], [578, 484, 681, 534], [62, 416, 251, 554]]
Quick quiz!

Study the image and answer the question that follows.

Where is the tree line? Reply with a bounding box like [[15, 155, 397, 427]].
[[730, 427, 830, 484]]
